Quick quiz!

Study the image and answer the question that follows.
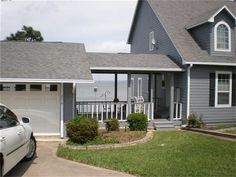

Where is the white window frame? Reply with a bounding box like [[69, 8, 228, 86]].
[[131, 78, 134, 97], [149, 31, 155, 51], [214, 21, 231, 52], [215, 71, 232, 108], [137, 78, 142, 97]]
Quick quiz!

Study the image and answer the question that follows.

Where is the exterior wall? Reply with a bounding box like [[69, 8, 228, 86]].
[[190, 23, 211, 52], [129, 0, 183, 65], [210, 10, 235, 57], [63, 83, 74, 121], [190, 65, 236, 124]]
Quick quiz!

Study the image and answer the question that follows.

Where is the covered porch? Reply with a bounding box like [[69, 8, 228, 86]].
[[76, 53, 185, 124]]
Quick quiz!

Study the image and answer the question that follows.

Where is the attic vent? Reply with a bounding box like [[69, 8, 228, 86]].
[[149, 31, 155, 51]]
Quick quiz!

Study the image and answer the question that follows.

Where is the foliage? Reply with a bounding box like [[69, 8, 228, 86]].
[[127, 113, 148, 131], [188, 113, 205, 128], [6, 25, 43, 41], [105, 119, 119, 132], [58, 131, 236, 177], [66, 116, 98, 144]]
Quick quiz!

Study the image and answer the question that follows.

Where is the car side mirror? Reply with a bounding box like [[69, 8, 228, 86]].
[[22, 117, 30, 123]]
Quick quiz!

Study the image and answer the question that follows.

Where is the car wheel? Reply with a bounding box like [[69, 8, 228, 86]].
[[24, 136, 36, 161]]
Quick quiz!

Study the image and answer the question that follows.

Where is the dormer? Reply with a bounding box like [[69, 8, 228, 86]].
[[186, 5, 236, 57]]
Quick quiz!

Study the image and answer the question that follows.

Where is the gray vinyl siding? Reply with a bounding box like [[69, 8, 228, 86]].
[[130, 0, 183, 65], [174, 72, 188, 122], [190, 65, 236, 124], [190, 23, 211, 52], [63, 83, 74, 121], [210, 10, 235, 57]]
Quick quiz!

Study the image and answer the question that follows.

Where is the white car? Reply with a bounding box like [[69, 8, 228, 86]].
[[0, 104, 36, 177]]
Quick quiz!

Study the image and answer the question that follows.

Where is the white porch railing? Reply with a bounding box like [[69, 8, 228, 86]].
[[76, 101, 154, 121], [173, 102, 182, 120]]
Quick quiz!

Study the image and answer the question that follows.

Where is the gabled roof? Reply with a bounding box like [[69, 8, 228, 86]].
[[0, 42, 93, 83], [87, 53, 183, 72], [185, 5, 236, 30], [128, 0, 236, 65]]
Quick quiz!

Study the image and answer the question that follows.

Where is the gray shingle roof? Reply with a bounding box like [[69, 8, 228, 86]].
[[147, 0, 236, 64], [0, 42, 93, 82], [87, 52, 183, 71]]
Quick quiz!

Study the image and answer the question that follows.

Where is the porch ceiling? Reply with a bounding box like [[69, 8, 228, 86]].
[[87, 53, 184, 73]]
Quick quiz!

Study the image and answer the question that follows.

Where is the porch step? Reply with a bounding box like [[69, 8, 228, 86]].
[[153, 120, 176, 130]]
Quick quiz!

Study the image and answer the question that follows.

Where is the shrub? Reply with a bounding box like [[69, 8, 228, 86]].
[[66, 116, 98, 144], [188, 113, 205, 128], [127, 113, 148, 131], [105, 119, 119, 132]]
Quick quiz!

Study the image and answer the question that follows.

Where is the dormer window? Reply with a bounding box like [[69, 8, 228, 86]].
[[214, 21, 231, 52]]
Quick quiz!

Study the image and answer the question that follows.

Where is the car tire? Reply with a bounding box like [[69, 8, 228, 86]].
[[0, 155, 3, 177], [23, 136, 36, 161]]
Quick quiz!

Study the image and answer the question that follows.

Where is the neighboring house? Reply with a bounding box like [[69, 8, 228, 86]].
[[127, 0, 236, 124], [0, 0, 235, 137]]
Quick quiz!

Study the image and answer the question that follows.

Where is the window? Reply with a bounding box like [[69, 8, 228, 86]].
[[161, 74, 166, 89], [30, 84, 42, 91], [15, 84, 26, 91], [131, 78, 134, 97], [215, 72, 232, 107], [46, 84, 58, 92], [214, 21, 231, 52], [137, 78, 142, 97], [0, 106, 18, 129], [149, 31, 155, 51], [0, 83, 11, 91]]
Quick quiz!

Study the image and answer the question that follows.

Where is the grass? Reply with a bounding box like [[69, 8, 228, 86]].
[[222, 128, 236, 135], [58, 131, 236, 177], [203, 124, 235, 130], [67, 130, 146, 146]]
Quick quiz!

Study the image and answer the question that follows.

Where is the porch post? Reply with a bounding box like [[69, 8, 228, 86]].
[[169, 73, 174, 121], [114, 73, 118, 100], [149, 73, 155, 103], [127, 73, 131, 115], [60, 83, 64, 138]]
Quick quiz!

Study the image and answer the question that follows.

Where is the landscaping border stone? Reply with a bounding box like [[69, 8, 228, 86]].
[[60, 130, 154, 150], [183, 128, 236, 140]]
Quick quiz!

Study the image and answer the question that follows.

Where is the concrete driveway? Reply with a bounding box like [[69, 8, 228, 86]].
[[6, 142, 135, 177]]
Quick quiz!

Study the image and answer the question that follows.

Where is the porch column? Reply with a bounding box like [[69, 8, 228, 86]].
[[114, 73, 118, 101], [149, 73, 155, 103], [127, 73, 131, 115], [60, 83, 64, 138], [169, 73, 174, 121]]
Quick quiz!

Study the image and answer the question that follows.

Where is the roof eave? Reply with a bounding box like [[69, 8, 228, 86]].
[[185, 61, 236, 66]]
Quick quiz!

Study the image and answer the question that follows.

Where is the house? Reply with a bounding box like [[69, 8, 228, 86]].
[[127, 0, 236, 124], [0, 0, 235, 138]]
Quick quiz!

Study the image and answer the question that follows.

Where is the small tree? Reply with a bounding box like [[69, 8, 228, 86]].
[[6, 25, 43, 42]]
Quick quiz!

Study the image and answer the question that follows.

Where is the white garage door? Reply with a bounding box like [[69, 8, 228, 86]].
[[0, 83, 60, 135]]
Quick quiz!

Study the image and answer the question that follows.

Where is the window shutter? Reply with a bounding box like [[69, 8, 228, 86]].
[[232, 74, 236, 106], [209, 73, 216, 106]]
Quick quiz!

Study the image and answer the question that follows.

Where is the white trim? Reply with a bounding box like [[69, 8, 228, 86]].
[[131, 78, 134, 97], [0, 78, 94, 84], [209, 5, 236, 23], [90, 67, 184, 72], [60, 83, 64, 138], [149, 31, 155, 51], [186, 64, 193, 119], [215, 71, 232, 108], [137, 77, 142, 97], [185, 62, 236, 66], [214, 21, 231, 52]]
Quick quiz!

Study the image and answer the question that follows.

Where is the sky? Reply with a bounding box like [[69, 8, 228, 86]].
[[0, 0, 137, 53]]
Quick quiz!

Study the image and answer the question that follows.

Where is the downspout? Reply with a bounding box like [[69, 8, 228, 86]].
[[186, 64, 193, 120]]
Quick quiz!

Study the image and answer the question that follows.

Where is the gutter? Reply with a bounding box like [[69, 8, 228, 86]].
[[186, 64, 193, 119]]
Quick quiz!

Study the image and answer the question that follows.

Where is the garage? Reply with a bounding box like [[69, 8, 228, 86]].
[[0, 83, 61, 135]]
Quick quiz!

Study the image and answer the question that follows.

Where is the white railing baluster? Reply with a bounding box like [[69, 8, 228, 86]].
[[91, 104, 94, 118], [121, 104, 123, 121], [143, 104, 146, 114], [101, 105, 104, 122], [96, 104, 99, 120], [115, 103, 118, 119]]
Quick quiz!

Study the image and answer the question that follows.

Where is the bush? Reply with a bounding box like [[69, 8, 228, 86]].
[[66, 116, 98, 144], [105, 119, 119, 132], [188, 113, 205, 128], [127, 113, 148, 131]]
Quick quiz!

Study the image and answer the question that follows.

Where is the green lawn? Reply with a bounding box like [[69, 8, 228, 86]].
[[222, 128, 236, 135], [57, 131, 236, 177]]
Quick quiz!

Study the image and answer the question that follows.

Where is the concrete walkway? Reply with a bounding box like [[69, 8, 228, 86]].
[[6, 142, 135, 177]]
